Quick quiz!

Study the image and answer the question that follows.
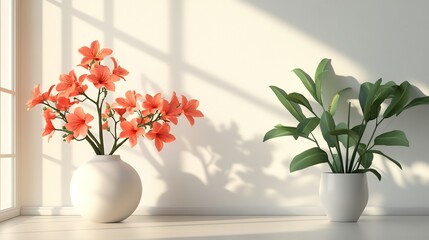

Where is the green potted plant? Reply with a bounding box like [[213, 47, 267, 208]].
[[264, 58, 429, 222]]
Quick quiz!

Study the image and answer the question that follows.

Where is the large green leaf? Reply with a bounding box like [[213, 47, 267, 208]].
[[357, 143, 367, 156], [329, 128, 359, 144], [314, 58, 331, 105], [374, 130, 409, 147], [358, 82, 371, 114], [352, 124, 365, 136], [297, 117, 320, 137], [353, 168, 382, 181], [292, 68, 317, 101], [373, 81, 396, 106], [269, 86, 306, 122], [328, 87, 351, 115], [360, 152, 374, 169], [290, 147, 329, 172], [320, 111, 337, 147], [359, 79, 382, 121], [399, 96, 429, 115], [368, 150, 402, 170], [336, 122, 349, 148], [383, 81, 411, 118], [286, 92, 314, 113], [263, 126, 306, 142]]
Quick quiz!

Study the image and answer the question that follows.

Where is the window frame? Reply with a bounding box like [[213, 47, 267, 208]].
[[0, 0, 18, 222]]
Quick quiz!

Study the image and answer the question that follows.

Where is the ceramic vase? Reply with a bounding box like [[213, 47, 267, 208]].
[[319, 173, 368, 222], [70, 155, 142, 223]]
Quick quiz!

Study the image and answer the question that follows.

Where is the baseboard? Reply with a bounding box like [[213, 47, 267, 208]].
[[19, 206, 429, 216], [20, 206, 78, 216], [0, 208, 21, 222]]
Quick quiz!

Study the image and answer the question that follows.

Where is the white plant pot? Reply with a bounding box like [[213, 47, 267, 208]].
[[70, 155, 142, 223], [319, 173, 368, 222]]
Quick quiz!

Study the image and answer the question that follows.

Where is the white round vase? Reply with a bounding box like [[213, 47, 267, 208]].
[[70, 155, 142, 223], [319, 173, 368, 222]]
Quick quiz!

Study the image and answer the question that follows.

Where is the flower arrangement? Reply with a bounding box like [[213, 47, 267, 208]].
[[264, 58, 429, 180], [27, 40, 204, 155]]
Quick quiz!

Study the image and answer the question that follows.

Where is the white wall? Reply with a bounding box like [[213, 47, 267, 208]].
[[17, 0, 429, 215]]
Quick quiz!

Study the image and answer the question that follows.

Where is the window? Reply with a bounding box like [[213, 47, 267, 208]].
[[0, 0, 16, 221]]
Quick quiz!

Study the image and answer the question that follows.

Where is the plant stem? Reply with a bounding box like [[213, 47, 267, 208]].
[[334, 138, 345, 173], [109, 138, 128, 155], [85, 136, 101, 155], [345, 102, 351, 172], [96, 89, 105, 154], [353, 117, 385, 170], [348, 119, 366, 172], [327, 147, 340, 173], [86, 131, 100, 148]]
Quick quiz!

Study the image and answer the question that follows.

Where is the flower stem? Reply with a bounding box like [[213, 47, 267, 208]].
[[109, 138, 128, 155]]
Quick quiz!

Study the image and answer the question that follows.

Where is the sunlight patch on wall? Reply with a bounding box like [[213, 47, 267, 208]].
[[408, 162, 429, 185], [71, 0, 104, 22]]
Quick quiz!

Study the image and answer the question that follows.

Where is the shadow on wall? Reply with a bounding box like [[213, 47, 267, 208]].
[[31, 0, 429, 210], [139, 118, 318, 213], [135, 62, 369, 213]]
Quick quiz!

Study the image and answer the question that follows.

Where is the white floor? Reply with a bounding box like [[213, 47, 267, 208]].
[[0, 215, 428, 240]]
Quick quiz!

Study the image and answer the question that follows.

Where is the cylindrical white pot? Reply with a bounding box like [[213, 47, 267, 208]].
[[319, 173, 368, 222], [70, 155, 142, 223]]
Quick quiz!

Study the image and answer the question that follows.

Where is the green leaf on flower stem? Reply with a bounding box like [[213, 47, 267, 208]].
[[384, 81, 411, 118], [315, 58, 331, 105], [290, 147, 329, 172], [360, 152, 374, 169], [269, 86, 305, 122], [292, 68, 317, 102], [263, 126, 308, 142], [353, 168, 382, 181], [286, 92, 314, 113], [297, 117, 320, 137], [368, 150, 402, 170], [374, 130, 409, 147], [328, 87, 351, 115], [320, 111, 337, 148]]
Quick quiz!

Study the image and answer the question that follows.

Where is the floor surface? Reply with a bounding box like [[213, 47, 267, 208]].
[[0, 215, 428, 240]]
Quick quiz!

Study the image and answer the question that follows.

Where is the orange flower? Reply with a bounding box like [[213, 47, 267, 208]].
[[65, 133, 74, 143], [115, 90, 142, 113], [114, 108, 127, 121], [56, 97, 78, 111], [111, 57, 129, 80], [142, 93, 163, 114], [65, 107, 94, 138], [119, 118, 145, 147], [43, 107, 56, 121], [87, 65, 120, 91], [75, 74, 88, 94], [57, 70, 77, 97], [181, 95, 204, 126], [42, 108, 57, 140], [102, 120, 109, 130], [26, 84, 55, 109], [162, 92, 182, 125], [78, 40, 113, 66], [145, 122, 175, 151]]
